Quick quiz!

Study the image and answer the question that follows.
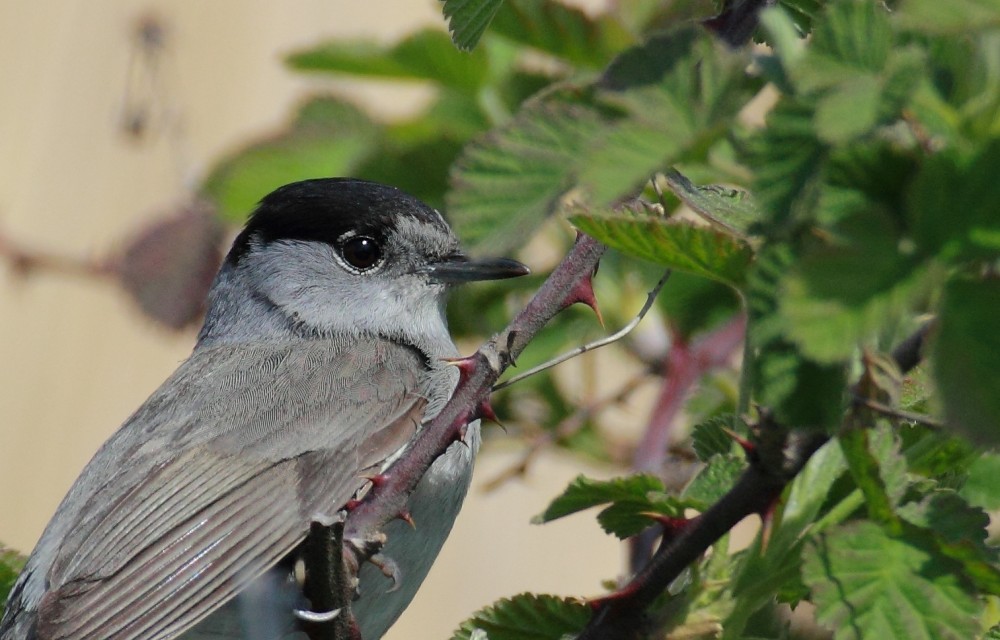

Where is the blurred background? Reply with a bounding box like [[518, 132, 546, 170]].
[[0, 1, 640, 637]]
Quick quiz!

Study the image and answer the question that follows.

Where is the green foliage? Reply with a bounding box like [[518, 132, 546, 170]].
[[803, 522, 981, 640], [0, 545, 26, 616], [441, 0, 505, 51], [933, 278, 1000, 445], [533, 474, 692, 539], [178, 0, 1000, 637], [450, 593, 590, 640], [570, 211, 754, 288]]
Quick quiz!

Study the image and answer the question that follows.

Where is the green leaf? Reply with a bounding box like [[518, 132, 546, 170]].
[[441, 0, 505, 51], [839, 427, 903, 527], [0, 545, 26, 612], [287, 28, 490, 93], [755, 340, 848, 430], [745, 98, 828, 227], [660, 169, 760, 237], [803, 522, 981, 640], [932, 278, 1000, 445], [490, 0, 633, 68], [447, 101, 600, 254], [896, 0, 1000, 34], [813, 74, 882, 143], [570, 214, 754, 288], [960, 453, 1000, 511], [533, 474, 690, 538], [451, 593, 591, 640], [909, 141, 1000, 264], [682, 454, 746, 508], [200, 98, 377, 222], [582, 30, 756, 204], [691, 415, 740, 461], [779, 209, 929, 363]]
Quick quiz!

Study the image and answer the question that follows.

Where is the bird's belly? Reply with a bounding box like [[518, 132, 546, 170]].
[[182, 422, 480, 640]]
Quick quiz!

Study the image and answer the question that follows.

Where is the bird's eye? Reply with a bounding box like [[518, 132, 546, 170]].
[[339, 236, 382, 271]]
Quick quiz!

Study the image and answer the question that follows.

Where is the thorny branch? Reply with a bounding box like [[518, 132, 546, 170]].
[[302, 235, 607, 636], [577, 322, 932, 640]]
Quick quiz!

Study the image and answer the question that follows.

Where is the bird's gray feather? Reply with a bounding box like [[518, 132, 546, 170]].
[[6, 336, 434, 640]]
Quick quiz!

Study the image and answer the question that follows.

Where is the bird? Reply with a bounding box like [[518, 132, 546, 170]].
[[0, 178, 529, 640]]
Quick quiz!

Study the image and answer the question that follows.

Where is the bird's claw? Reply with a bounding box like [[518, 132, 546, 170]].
[[369, 553, 402, 593], [293, 607, 342, 623]]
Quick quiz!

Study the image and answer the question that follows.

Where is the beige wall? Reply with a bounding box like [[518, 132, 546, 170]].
[[0, 2, 623, 638]]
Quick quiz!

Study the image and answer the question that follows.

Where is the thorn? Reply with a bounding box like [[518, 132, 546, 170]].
[[645, 514, 695, 540], [442, 354, 477, 384], [396, 510, 416, 529], [455, 421, 470, 447], [344, 498, 362, 511], [369, 553, 402, 593], [723, 427, 756, 459], [562, 274, 604, 327], [758, 498, 779, 553], [360, 473, 389, 488], [475, 399, 505, 431]]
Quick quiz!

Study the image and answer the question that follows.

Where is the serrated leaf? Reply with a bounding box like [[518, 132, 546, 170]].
[[960, 453, 1000, 511], [932, 278, 1000, 446], [200, 98, 377, 222], [490, 0, 633, 68], [691, 415, 740, 461], [682, 454, 746, 508], [582, 30, 756, 204], [839, 427, 903, 527], [754, 339, 848, 430], [441, 0, 505, 51], [451, 593, 591, 640], [570, 214, 753, 288], [533, 474, 665, 523], [532, 474, 690, 538], [804, 522, 980, 640], [287, 28, 489, 93], [447, 101, 600, 254], [661, 169, 760, 237]]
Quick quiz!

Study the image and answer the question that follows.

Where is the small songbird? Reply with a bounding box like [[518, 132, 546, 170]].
[[0, 178, 529, 640]]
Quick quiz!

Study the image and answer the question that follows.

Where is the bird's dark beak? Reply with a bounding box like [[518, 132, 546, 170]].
[[424, 255, 530, 284]]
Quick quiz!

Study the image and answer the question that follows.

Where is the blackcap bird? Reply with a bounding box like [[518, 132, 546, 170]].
[[0, 178, 529, 640]]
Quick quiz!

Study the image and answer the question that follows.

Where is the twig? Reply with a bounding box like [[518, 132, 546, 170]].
[[482, 368, 653, 493], [338, 234, 607, 569], [578, 322, 932, 640], [492, 270, 671, 392], [851, 395, 944, 430]]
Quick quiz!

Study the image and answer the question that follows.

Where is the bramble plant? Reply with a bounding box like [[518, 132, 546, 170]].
[[3, 0, 999, 638]]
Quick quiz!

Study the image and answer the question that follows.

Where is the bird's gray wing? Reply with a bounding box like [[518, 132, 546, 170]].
[[17, 338, 430, 640]]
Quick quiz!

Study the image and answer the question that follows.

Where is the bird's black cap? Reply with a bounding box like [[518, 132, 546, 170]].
[[225, 178, 451, 266]]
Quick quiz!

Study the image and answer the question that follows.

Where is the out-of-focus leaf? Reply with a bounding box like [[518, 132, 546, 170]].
[[0, 545, 26, 612], [441, 0, 505, 51], [803, 522, 981, 640], [779, 209, 929, 364], [116, 204, 223, 330], [932, 278, 1000, 446], [896, 0, 1000, 34], [583, 30, 756, 204], [682, 454, 746, 508], [201, 98, 377, 222], [451, 593, 590, 640], [570, 214, 753, 288], [448, 101, 600, 254], [960, 453, 1000, 511], [755, 340, 847, 430], [838, 427, 903, 527], [656, 271, 742, 340], [287, 28, 490, 93], [909, 141, 1000, 264], [490, 0, 634, 68]]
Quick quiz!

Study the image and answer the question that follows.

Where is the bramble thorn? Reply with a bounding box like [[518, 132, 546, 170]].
[[723, 427, 756, 458], [397, 510, 416, 528]]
